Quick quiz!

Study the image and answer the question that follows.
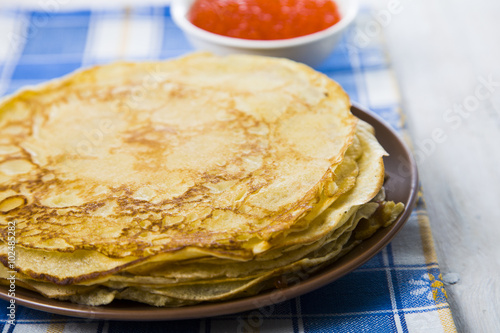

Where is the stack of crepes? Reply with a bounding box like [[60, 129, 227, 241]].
[[0, 53, 404, 307]]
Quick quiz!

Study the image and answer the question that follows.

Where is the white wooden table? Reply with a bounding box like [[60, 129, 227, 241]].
[[366, 0, 500, 331], [4, 0, 500, 331]]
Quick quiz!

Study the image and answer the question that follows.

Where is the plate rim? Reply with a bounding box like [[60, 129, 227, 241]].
[[0, 104, 419, 321]]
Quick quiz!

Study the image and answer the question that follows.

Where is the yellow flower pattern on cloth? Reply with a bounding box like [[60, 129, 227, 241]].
[[410, 273, 448, 303]]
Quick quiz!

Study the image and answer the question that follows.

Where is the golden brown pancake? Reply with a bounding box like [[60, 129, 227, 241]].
[[0, 53, 403, 306]]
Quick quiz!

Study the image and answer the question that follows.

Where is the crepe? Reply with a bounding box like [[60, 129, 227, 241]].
[[0, 53, 404, 306]]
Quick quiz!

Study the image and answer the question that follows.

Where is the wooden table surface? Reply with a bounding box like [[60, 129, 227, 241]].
[[366, 0, 500, 331]]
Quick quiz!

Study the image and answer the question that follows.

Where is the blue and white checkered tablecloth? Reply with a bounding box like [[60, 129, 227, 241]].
[[0, 5, 457, 332]]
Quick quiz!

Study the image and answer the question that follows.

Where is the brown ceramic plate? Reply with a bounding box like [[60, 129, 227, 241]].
[[0, 104, 418, 321]]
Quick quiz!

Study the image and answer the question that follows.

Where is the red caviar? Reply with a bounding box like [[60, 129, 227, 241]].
[[188, 0, 342, 40]]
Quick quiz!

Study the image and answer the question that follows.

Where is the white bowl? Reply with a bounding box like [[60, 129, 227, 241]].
[[171, 0, 358, 67]]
